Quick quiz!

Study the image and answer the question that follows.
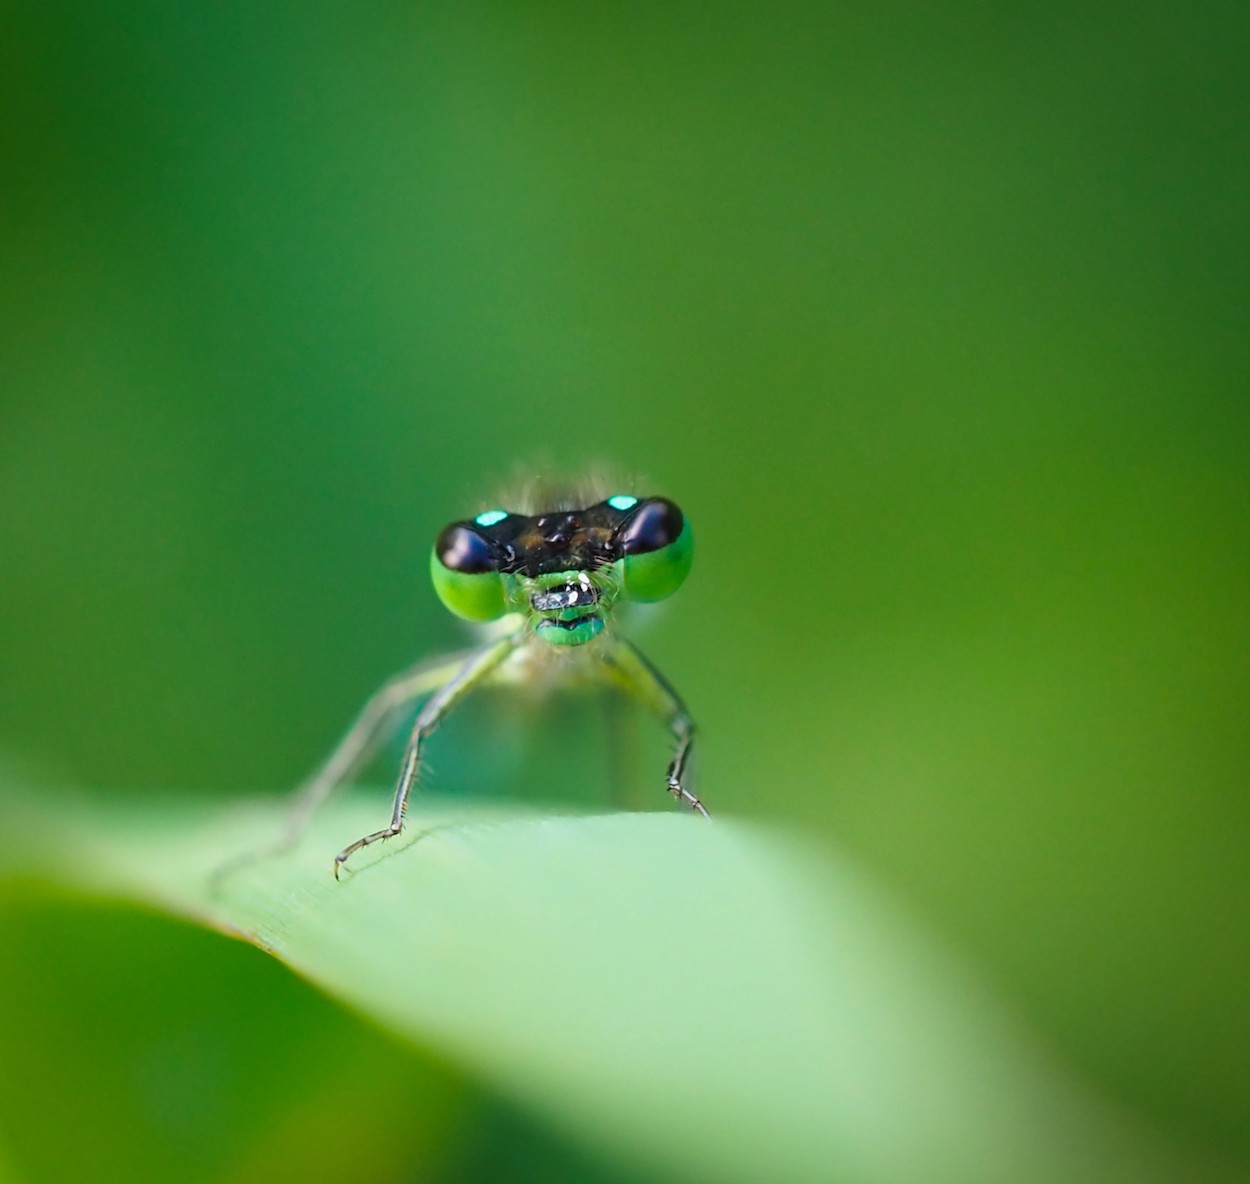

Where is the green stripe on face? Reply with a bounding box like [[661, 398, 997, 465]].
[[534, 615, 604, 646]]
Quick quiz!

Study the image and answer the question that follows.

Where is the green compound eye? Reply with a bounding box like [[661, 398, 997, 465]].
[[430, 523, 506, 621], [616, 498, 693, 602]]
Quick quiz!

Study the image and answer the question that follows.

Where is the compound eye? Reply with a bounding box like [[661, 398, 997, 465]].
[[430, 523, 505, 620], [435, 523, 499, 573], [617, 498, 693, 602]]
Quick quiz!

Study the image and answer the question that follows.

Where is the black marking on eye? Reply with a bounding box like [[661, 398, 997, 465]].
[[435, 524, 500, 574], [616, 498, 684, 556]]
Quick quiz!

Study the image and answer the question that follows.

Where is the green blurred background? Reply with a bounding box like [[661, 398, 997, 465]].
[[1, 1, 1247, 1180]]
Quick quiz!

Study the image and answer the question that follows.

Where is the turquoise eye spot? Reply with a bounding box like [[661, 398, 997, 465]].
[[475, 509, 508, 527], [607, 494, 638, 512]]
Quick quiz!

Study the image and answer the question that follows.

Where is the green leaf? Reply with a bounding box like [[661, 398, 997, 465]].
[[0, 785, 1178, 1184]]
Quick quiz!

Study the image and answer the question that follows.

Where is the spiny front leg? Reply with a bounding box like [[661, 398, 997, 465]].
[[332, 629, 522, 878], [667, 775, 709, 817], [603, 637, 711, 820], [665, 720, 709, 818], [285, 651, 472, 849], [333, 823, 403, 878], [332, 736, 420, 878]]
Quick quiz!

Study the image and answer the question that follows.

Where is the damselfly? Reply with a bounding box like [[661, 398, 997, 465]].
[[287, 484, 708, 877]]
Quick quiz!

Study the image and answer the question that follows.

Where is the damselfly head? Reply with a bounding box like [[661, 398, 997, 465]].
[[429, 494, 693, 646]]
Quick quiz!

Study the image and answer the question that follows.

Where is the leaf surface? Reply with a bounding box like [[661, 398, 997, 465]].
[[0, 786, 1175, 1184]]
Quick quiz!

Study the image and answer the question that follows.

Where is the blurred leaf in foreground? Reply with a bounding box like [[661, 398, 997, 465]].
[[0, 784, 1216, 1184]]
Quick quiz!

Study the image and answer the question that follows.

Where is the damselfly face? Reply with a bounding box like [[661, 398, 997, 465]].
[[431, 495, 693, 646]]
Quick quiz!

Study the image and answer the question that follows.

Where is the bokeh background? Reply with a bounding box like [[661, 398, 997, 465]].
[[1, 2, 1247, 1181]]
